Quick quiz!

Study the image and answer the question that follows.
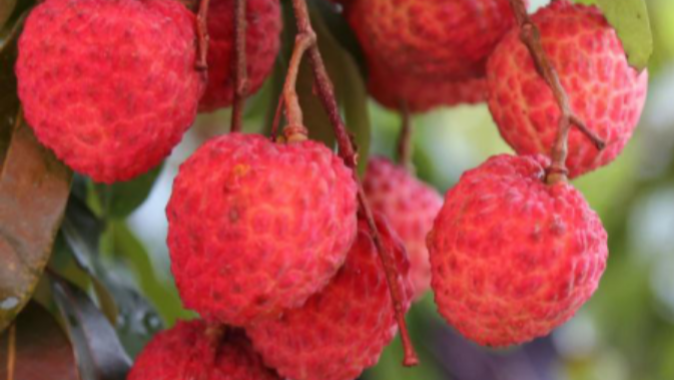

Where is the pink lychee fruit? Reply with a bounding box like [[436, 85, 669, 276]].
[[428, 154, 608, 347], [198, 0, 281, 112], [344, 0, 519, 111], [363, 157, 442, 299], [246, 215, 413, 380], [16, 0, 202, 183], [486, 0, 648, 178], [128, 320, 280, 380], [166, 133, 358, 327]]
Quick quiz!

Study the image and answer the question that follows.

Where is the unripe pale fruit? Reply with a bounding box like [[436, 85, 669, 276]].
[[128, 320, 280, 380], [428, 154, 608, 347], [345, 0, 517, 111], [363, 157, 442, 299], [167, 133, 358, 327], [199, 0, 281, 112], [16, 0, 202, 183], [246, 215, 413, 380], [487, 1, 648, 178]]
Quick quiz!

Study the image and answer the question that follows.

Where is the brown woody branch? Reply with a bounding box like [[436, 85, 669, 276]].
[[231, 0, 248, 133], [196, 0, 211, 75], [508, 0, 605, 184], [288, 0, 419, 366]]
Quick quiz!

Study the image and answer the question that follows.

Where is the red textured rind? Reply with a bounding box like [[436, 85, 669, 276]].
[[428, 154, 608, 347], [16, 0, 202, 183], [363, 157, 442, 299], [128, 320, 280, 380], [486, 1, 648, 178], [345, 0, 517, 111], [167, 133, 358, 327], [199, 0, 281, 112], [246, 215, 413, 380]]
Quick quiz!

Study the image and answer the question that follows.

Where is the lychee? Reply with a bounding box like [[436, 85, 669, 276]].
[[344, 0, 518, 111], [16, 0, 202, 183], [128, 320, 280, 380], [486, 0, 648, 178], [428, 154, 608, 347], [246, 215, 413, 380], [166, 133, 358, 327], [199, 0, 281, 112], [363, 157, 442, 299]]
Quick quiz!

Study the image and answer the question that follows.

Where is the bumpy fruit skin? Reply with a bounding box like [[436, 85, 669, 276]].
[[17, 0, 202, 183], [128, 320, 280, 380], [246, 216, 413, 380], [428, 154, 608, 347], [345, 0, 517, 111], [199, 0, 281, 112], [363, 157, 442, 299], [487, 1, 648, 178], [167, 133, 358, 327]]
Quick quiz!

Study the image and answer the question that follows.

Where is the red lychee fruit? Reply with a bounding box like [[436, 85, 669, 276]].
[[486, 0, 648, 178], [246, 215, 413, 380], [166, 133, 358, 327], [198, 0, 281, 112], [344, 0, 518, 111], [128, 320, 280, 380], [363, 157, 442, 299], [428, 154, 608, 347], [16, 0, 202, 183]]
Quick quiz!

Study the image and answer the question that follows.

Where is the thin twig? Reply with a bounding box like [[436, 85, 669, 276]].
[[288, 0, 419, 366], [508, 0, 605, 184], [396, 101, 414, 167], [7, 324, 16, 380], [196, 0, 211, 78], [231, 0, 248, 133]]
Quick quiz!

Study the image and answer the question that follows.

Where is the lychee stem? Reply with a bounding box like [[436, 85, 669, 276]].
[[196, 0, 211, 77], [507, 0, 606, 185], [280, 31, 315, 139], [396, 101, 414, 168], [288, 0, 419, 367], [231, 0, 248, 133]]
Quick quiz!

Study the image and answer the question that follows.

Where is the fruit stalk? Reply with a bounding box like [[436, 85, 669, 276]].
[[507, 0, 605, 184], [288, 0, 419, 366], [231, 0, 248, 133], [196, 0, 211, 75], [396, 102, 413, 167]]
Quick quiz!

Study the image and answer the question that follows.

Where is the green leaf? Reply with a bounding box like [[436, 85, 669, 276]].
[[50, 274, 132, 380], [93, 163, 163, 219], [596, 0, 653, 70], [0, 302, 79, 380]]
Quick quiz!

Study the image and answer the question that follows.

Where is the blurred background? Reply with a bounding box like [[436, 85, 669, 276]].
[[65, 0, 674, 379]]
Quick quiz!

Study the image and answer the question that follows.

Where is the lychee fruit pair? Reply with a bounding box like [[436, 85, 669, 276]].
[[199, 0, 281, 112], [363, 157, 443, 299], [487, 0, 648, 177], [343, 0, 518, 111], [128, 320, 280, 380], [428, 154, 608, 347], [17, 0, 203, 183], [166, 132, 358, 327], [246, 214, 413, 380]]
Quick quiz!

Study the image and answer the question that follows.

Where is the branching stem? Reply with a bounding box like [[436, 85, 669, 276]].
[[231, 0, 248, 133]]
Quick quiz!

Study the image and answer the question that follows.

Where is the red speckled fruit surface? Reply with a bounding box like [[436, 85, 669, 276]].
[[345, 0, 517, 111], [246, 216, 413, 380], [16, 0, 202, 183], [167, 133, 358, 327], [428, 154, 608, 347], [363, 157, 442, 299], [128, 320, 280, 380], [199, 0, 281, 112], [487, 0, 648, 178]]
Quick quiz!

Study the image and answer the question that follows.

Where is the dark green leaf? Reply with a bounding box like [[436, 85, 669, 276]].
[[94, 163, 163, 219], [596, 0, 652, 70], [50, 274, 131, 380], [0, 302, 79, 380]]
